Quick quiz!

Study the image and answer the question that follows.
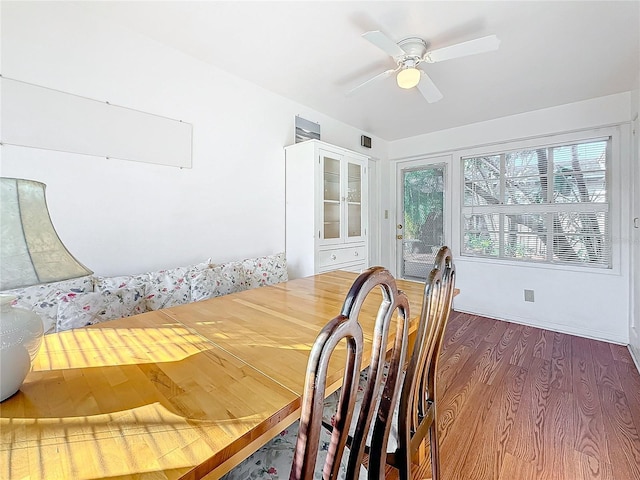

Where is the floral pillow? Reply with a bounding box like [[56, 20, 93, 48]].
[[4, 276, 94, 335], [145, 266, 192, 310], [190, 269, 215, 302], [56, 287, 146, 332], [242, 252, 288, 289], [191, 262, 247, 302], [94, 273, 150, 294]]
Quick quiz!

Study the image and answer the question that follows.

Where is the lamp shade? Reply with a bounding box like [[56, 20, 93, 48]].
[[396, 67, 421, 89], [0, 178, 92, 290]]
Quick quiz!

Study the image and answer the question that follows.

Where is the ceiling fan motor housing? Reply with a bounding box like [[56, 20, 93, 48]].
[[396, 37, 428, 68]]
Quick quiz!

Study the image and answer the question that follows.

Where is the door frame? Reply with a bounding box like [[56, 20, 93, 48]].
[[368, 157, 381, 265], [630, 112, 640, 368], [392, 155, 452, 279]]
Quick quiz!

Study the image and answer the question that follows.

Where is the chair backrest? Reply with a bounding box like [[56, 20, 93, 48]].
[[290, 267, 411, 480], [397, 246, 456, 461]]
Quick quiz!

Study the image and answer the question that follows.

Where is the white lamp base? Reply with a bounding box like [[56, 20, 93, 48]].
[[0, 295, 43, 402]]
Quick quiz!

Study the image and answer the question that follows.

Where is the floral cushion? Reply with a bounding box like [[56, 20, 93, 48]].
[[94, 259, 214, 310], [3, 276, 94, 335], [322, 362, 401, 453], [189, 269, 213, 302], [94, 273, 150, 294], [242, 252, 288, 289], [145, 266, 192, 310], [56, 287, 146, 332], [221, 419, 367, 480], [191, 262, 247, 302]]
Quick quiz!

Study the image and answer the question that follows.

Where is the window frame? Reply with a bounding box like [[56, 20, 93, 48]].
[[458, 129, 617, 270]]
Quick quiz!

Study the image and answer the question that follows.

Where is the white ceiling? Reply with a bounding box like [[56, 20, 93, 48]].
[[85, 1, 639, 141]]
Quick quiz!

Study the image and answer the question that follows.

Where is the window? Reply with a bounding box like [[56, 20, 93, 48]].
[[461, 138, 610, 267]]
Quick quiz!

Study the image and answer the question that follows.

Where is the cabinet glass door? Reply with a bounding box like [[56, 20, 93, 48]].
[[323, 156, 341, 240], [346, 161, 363, 238]]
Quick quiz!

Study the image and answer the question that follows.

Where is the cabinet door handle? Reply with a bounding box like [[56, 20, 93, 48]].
[[635, 217, 640, 229], [354, 251, 359, 256], [331, 254, 337, 261]]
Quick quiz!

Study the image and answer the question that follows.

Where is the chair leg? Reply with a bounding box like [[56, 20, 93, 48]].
[[397, 448, 411, 480], [429, 421, 440, 480]]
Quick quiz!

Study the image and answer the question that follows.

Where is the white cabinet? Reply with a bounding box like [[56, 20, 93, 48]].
[[285, 140, 369, 279]]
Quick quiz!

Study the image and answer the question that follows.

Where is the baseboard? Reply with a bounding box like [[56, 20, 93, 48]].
[[453, 307, 628, 345], [629, 323, 640, 374], [629, 344, 640, 375]]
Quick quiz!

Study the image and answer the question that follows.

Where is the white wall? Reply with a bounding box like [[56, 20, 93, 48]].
[[0, 2, 386, 277], [388, 94, 633, 344]]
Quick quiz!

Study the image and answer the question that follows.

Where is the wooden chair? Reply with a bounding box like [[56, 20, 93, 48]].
[[322, 247, 456, 480], [222, 266, 410, 480], [390, 246, 456, 480]]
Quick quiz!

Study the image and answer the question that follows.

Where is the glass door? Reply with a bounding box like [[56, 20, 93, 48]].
[[322, 153, 342, 243], [320, 151, 366, 245], [345, 159, 365, 241], [397, 163, 446, 280]]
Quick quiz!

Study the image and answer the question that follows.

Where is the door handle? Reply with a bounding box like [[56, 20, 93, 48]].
[[635, 217, 639, 229]]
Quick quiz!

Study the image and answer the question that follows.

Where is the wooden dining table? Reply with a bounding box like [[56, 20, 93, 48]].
[[0, 270, 432, 480]]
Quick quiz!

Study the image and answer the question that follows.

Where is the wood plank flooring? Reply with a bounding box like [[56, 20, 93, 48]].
[[384, 312, 640, 480]]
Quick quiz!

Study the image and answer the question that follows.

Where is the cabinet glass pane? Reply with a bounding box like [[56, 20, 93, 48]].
[[324, 202, 340, 239], [324, 157, 341, 202], [347, 161, 362, 238], [348, 204, 362, 237], [323, 156, 341, 240], [347, 162, 362, 202]]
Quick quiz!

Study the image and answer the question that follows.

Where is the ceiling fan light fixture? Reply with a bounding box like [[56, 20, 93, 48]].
[[396, 67, 420, 89]]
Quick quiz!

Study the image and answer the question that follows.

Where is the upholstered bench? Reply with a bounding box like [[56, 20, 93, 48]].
[[2, 252, 288, 334]]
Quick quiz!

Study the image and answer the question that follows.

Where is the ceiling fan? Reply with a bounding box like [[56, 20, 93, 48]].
[[348, 31, 500, 103]]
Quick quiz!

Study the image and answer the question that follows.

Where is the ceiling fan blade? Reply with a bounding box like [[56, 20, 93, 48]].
[[417, 70, 444, 103], [425, 35, 500, 63], [346, 68, 397, 96], [362, 30, 406, 58]]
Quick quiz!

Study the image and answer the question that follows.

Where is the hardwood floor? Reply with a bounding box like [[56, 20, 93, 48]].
[[384, 312, 640, 480]]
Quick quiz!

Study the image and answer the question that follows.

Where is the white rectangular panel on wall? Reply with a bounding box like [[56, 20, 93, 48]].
[[0, 77, 192, 168]]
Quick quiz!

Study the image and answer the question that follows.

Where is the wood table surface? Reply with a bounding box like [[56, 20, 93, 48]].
[[1, 270, 430, 480]]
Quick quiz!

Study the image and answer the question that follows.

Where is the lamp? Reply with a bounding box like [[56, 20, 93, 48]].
[[396, 67, 421, 89], [1, 177, 92, 401], [0, 177, 92, 290]]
